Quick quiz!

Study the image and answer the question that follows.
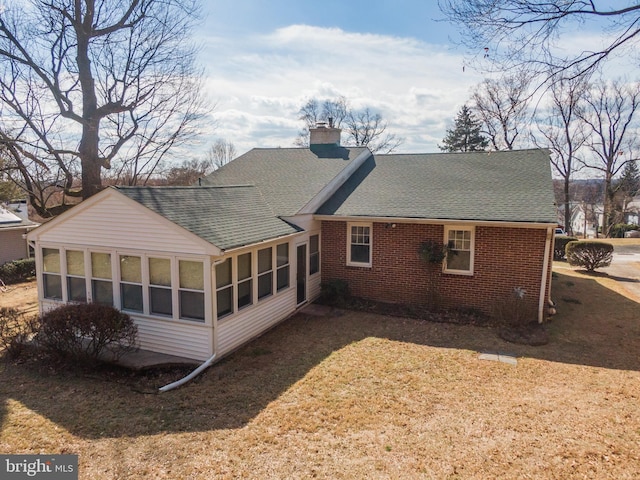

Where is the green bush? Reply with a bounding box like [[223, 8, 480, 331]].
[[320, 279, 350, 307], [610, 223, 639, 238], [553, 236, 578, 261], [0, 258, 36, 284], [0, 307, 38, 359], [566, 241, 614, 272], [36, 303, 137, 362]]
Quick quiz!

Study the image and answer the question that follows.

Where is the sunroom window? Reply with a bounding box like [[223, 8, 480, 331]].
[[237, 253, 252, 309], [309, 234, 320, 275], [66, 250, 86, 302], [179, 260, 205, 321], [42, 248, 62, 300], [91, 252, 113, 305], [149, 257, 172, 316], [257, 247, 273, 300], [120, 255, 143, 312], [276, 243, 290, 291], [216, 258, 233, 319]]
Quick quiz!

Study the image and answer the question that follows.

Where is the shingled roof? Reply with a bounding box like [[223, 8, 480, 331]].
[[116, 185, 300, 251], [201, 146, 370, 216], [316, 149, 557, 224]]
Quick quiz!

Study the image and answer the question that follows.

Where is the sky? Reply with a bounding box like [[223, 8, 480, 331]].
[[194, 1, 636, 156]]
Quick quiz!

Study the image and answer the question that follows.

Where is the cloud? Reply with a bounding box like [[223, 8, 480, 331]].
[[199, 24, 485, 155]]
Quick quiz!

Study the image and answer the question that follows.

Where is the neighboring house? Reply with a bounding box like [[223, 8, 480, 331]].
[[0, 201, 37, 266], [27, 126, 557, 361]]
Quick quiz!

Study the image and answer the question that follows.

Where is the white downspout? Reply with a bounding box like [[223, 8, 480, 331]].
[[538, 226, 553, 323], [159, 258, 219, 393], [158, 353, 217, 392]]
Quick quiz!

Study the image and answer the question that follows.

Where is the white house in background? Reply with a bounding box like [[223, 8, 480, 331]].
[[0, 201, 37, 265]]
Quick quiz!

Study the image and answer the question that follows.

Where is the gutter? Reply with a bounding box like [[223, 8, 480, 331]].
[[158, 352, 217, 392], [538, 226, 553, 323]]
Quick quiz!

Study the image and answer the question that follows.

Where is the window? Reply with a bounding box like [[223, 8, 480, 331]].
[[347, 223, 372, 266], [216, 258, 233, 319], [120, 255, 143, 312], [179, 260, 205, 321], [149, 257, 172, 316], [444, 227, 474, 274], [237, 253, 252, 309], [66, 250, 86, 302], [42, 248, 62, 300], [91, 252, 113, 305], [257, 247, 273, 300], [309, 234, 320, 275], [276, 243, 290, 291]]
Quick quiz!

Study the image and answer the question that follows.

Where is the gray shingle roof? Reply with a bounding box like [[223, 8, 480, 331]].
[[116, 185, 300, 251], [317, 149, 557, 224], [201, 146, 370, 216]]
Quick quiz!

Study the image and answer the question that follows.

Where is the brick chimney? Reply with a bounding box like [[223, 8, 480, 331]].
[[309, 119, 341, 146]]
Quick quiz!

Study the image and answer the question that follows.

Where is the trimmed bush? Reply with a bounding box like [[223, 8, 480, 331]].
[[566, 241, 614, 272], [320, 279, 350, 307], [0, 307, 38, 359], [553, 236, 578, 261], [0, 258, 36, 284], [37, 303, 137, 362]]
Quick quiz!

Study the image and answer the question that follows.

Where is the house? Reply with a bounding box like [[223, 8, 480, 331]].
[[27, 126, 557, 361], [0, 201, 37, 266]]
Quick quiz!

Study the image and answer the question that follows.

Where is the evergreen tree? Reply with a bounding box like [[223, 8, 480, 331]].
[[439, 105, 488, 152], [618, 160, 640, 209]]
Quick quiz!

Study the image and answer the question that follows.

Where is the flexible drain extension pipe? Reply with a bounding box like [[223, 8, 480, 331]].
[[158, 353, 217, 393]]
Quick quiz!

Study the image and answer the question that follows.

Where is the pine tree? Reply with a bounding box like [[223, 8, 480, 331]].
[[618, 160, 640, 209], [439, 105, 488, 152]]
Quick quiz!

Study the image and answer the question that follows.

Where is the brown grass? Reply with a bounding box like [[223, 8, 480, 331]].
[[1, 272, 640, 479]]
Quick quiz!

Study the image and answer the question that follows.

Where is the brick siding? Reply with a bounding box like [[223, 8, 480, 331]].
[[321, 220, 552, 318]]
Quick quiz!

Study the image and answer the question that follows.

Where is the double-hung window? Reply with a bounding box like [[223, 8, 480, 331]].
[[276, 243, 290, 291], [347, 223, 372, 267], [120, 255, 143, 312], [237, 253, 252, 309], [179, 260, 205, 321], [216, 258, 233, 319], [42, 248, 62, 300], [91, 252, 113, 305], [309, 235, 320, 275], [149, 257, 172, 316], [444, 226, 474, 275], [257, 247, 273, 300], [66, 250, 86, 302]]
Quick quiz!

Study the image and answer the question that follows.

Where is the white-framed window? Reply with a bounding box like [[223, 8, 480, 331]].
[[444, 226, 475, 275], [42, 248, 62, 300], [149, 257, 172, 316], [309, 234, 320, 275], [66, 250, 87, 302], [347, 222, 372, 267], [179, 260, 205, 322], [237, 252, 252, 309], [91, 252, 113, 305], [215, 258, 233, 319], [120, 255, 143, 312], [257, 247, 273, 300], [276, 243, 290, 292]]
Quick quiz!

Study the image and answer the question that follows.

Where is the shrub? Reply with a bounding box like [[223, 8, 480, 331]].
[[566, 241, 614, 272], [36, 303, 137, 362], [491, 287, 537, 328], [0, 258, 36, 284], [553, 235, 578, 261], [320, 279, 350, 307], [610, 223, 639, 238], [0, 307, 38, 359]]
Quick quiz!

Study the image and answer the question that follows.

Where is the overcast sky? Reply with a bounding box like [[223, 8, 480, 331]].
[[194, 1, 636, 156]]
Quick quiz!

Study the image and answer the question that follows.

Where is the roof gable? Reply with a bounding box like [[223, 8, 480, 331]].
[[116, 185, 300, 251]]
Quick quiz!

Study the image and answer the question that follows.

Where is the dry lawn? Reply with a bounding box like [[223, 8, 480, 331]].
[[1, 271, 639, 479]]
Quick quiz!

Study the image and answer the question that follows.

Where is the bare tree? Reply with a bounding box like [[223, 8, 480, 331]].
[[578, 79, 640, 236], [206, 139, 237, 171], [0, 0, 206, 213], [471, 73, 532, 150], [296, 97, 403, 153], [533, 75, 588, 234], [162, 159, 210, 186], [439, 1, 640, 82]]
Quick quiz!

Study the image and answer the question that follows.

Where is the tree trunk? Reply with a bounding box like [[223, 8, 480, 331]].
[[564, 176, 571, 234]]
